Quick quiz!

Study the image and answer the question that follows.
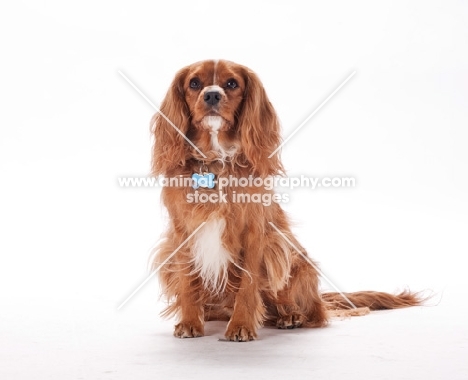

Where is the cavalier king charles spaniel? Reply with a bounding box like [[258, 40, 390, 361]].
[[150, 60, 422, 341]]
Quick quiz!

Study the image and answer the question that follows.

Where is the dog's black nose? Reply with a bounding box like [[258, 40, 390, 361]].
[[204, 91, 221, 106]]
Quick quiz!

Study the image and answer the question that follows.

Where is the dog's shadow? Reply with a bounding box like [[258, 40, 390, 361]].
[[149, 320, 330, 372]]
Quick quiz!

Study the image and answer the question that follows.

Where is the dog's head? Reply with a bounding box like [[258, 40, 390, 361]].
[[151, 60, 283, 177]]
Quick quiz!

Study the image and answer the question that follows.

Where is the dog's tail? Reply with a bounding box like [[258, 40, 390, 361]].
[[322, 290, 425, 317]]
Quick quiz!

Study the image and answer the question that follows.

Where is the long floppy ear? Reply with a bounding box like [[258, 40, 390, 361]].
[[237, 68, 284, 177], [151, 67, 190, 176]]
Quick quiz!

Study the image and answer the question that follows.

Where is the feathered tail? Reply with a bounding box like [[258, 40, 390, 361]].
[[322, 290, 426, 317]]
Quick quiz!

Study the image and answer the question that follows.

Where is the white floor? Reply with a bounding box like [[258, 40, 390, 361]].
[[2, 286, 466, 380]]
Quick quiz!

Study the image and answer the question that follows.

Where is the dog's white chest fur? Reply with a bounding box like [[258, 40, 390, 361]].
[[191, 218, 231, 293]]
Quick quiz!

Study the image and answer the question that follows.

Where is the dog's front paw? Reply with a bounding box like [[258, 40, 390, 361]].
[[276, 314, 306, 329], [224, 323, 257, 342], [174, 322, 204, 338]]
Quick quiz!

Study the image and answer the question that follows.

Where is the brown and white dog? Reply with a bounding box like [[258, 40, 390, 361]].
[[150, 60, 422, 341]]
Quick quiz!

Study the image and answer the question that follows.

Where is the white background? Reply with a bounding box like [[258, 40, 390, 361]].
[[1, 1, 467, 379]]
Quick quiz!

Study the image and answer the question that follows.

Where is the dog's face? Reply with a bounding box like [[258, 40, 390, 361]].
[[182, 60, 246, 133], [152, 59, 284, 177]]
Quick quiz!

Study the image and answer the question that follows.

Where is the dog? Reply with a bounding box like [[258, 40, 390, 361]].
[[150, 60, 422, 341]]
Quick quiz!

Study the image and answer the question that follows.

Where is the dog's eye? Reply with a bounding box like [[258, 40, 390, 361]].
[[226, 79, 238, 89], [189, 78, 201, 89]]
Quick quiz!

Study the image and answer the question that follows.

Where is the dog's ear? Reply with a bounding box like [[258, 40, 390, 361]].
[[237, 68, 284, 177], [151, 67, 191, 176]]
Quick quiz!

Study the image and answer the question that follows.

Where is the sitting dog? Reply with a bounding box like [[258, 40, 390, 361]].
[[150, 60, 422, 341]]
